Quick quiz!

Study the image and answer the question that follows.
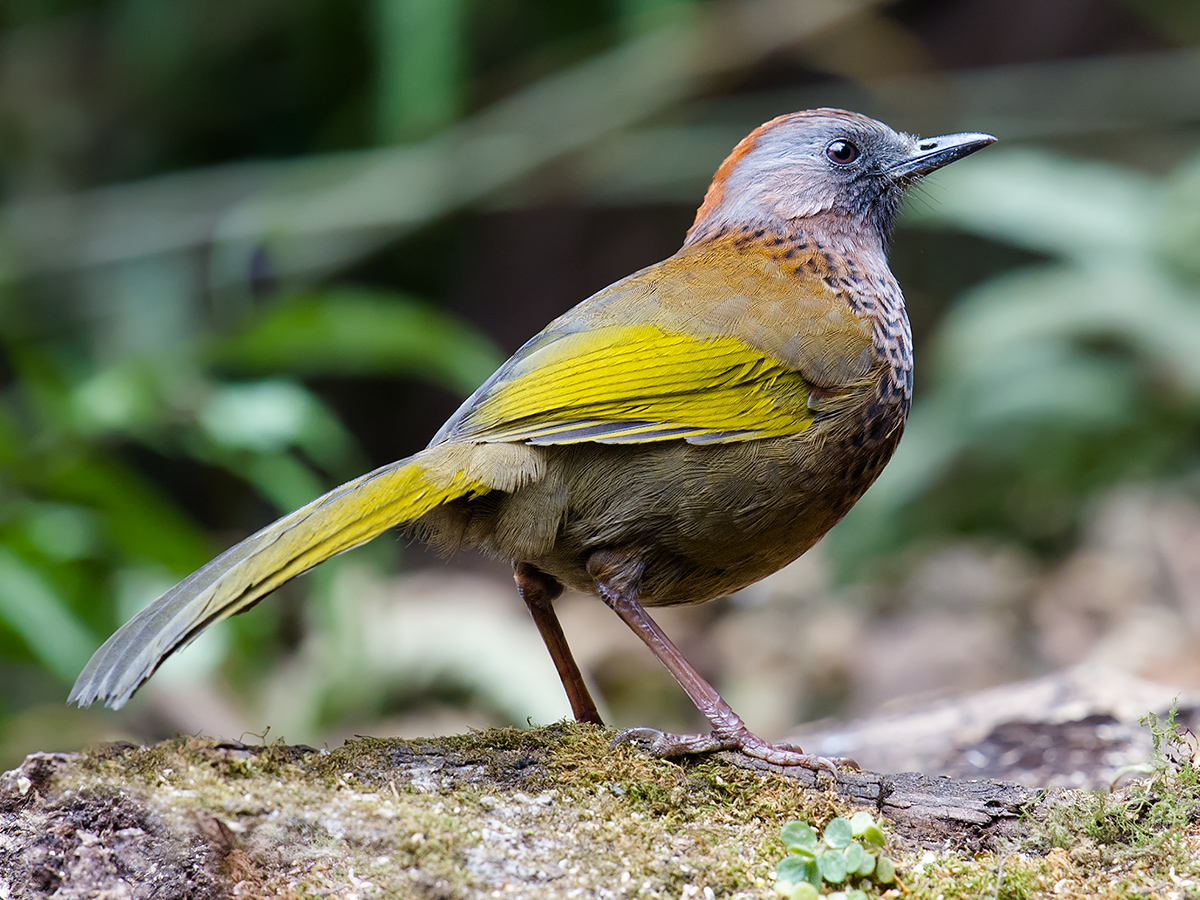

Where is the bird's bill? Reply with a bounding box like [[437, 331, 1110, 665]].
[[888, 131, 997, 178]]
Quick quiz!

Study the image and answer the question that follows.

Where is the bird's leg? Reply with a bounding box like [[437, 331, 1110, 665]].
[[587, 551, 853, 772], [514, 562, 603, 725]]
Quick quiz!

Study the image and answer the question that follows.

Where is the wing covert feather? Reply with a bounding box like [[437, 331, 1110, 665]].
[[449, 324, 814, 445]]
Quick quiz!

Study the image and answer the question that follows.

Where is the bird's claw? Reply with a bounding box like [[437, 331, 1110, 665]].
[[771, 741, 860, 773], [612, 726, 857, 773], [611, 726, 734, 757]]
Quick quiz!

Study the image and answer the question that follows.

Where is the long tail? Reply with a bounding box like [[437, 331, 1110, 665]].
[[69, 451, 489, 709]]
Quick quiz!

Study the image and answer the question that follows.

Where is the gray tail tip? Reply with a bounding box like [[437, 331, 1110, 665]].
[[67, 681, 123, 710]]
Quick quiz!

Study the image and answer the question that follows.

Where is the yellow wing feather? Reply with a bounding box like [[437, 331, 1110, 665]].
[[451, 324, 814, 445]]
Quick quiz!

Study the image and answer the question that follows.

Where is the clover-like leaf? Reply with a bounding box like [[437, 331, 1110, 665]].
[[777, 856, 817, 888], [818, 850, 848, 883], [856, 852, 876, 877], [848, 811, 876, 835], [842, 841, 864, 872], [780, 882, 820, 900], [875, 856, 896, 884], [781, 821, 819, 853], [776, 857, 808, 883], [845, 890, 869, 900], [823, 817, 853, 849], [849, 811, 886, 848], [861, 823, 886, 849]]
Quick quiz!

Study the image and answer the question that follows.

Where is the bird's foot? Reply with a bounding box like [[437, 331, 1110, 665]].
[[612, 726, 857, 773]]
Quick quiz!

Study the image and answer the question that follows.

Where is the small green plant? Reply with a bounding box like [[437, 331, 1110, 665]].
[[1037, 699, 1200, 872], [774, 811, 897, 899], [1141, 699, 1199, 777], [1138, 699, 1200, 831]]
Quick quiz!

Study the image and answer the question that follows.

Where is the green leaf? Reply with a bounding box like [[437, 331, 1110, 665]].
[[1161, 150, 1200, 282], [859, 823, 885, 850], [776, 857, 815, 887], [0, 549, 95, 682], [618, 0, 697, 35], [818, 849, 848, 884], [212, 288, 504, 398], [781, 821, 819, 853], [778, 882, 819, 900], [931, 261, 1200, 396], [842, 841, 864, 872], [856, 852, 876, 877], [875, 857, 896, 884], [241, 453, 330, 513], [375, 0, 463, 141], [46, 455, 211, 572], [198, 381, 338, 455], [823, 817, 853, 849], [23, 503, 100, 561], [71, 361, 169, 436], [848, 811, 876, 836], [903, 149, 1158, 261], [845, 890, 869, 900]]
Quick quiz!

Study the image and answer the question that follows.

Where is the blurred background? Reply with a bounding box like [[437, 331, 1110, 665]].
[[3, 0, 1200, 776]]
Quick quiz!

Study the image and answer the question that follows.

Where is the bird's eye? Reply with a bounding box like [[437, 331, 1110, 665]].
[[825, 140, 860, 165]]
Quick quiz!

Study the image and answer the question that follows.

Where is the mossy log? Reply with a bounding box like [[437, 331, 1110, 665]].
[[0, 724, 1042, 899]]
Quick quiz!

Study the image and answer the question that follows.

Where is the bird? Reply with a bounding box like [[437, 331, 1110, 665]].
[[70, 109, 995, 770]]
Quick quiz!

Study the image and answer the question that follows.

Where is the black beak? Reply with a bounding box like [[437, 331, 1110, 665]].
[[888, 132, 996, 179]]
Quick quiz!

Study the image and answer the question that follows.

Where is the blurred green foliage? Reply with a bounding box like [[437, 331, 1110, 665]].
[[0, 0, 730, 757], [834, 147, 1200, 568], [2, 0, 1200, 760], [0, 276, 502, 684]]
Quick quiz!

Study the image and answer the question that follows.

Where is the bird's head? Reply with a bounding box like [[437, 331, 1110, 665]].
[[685, 108, 995, 250]]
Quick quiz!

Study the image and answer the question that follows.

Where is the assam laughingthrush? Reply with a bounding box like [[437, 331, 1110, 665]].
[[71, 109, 995, 770]]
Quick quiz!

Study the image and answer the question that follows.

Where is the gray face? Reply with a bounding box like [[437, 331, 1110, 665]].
[[754, 113, 916, 223], [704, 109, 994, 244]]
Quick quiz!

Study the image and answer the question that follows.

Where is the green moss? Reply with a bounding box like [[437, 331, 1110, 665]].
[[900, 853, 1048, 900], [45, 721, 1200, 899], [53, 725, 868, 898]]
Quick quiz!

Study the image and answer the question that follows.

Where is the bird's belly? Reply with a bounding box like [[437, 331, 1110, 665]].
[[520, 403, 905, 605]]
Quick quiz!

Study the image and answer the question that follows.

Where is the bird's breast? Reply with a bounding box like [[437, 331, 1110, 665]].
[[777, 231, 913, 407]]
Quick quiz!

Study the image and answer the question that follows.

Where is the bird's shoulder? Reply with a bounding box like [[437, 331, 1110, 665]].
[[614, 229, 878, 384], [558, 230, 880, 384]]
